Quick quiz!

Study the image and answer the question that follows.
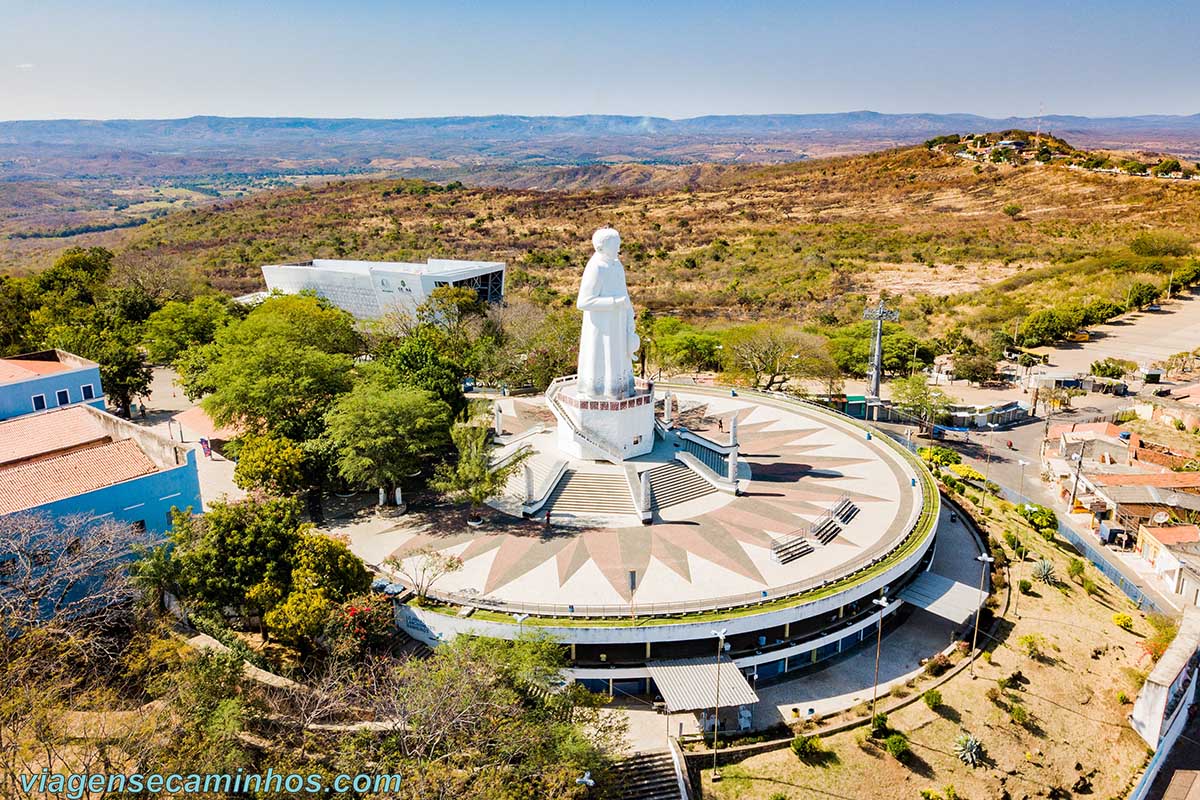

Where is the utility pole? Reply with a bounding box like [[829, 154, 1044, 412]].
[[864, 298, 900, 403], [1068, 439, 1092, 510]]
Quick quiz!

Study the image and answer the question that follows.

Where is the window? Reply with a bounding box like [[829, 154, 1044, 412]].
[[56, 389, 70, 405], [31, 394, 46, 411], [81, 383, 95, 400]]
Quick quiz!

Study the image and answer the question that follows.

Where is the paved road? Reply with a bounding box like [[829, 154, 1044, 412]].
[[878, 391, 1185, 613], [1032, 293, 1200, 375]]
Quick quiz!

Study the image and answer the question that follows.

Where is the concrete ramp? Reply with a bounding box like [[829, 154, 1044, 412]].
[[899, 571, 987, 625]]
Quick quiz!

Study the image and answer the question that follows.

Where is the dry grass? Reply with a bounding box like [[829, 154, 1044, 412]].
[[702, 492, 1156, 800]]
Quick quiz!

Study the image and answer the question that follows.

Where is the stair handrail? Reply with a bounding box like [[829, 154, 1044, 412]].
[[521, 457, 568, 517], [674, 451, 736, 494], [546, 378, 628, 465], [667, 736, 694, 800]]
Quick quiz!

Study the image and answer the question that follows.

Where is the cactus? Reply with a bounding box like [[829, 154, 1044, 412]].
[[1033, 558, 1056, 584], [954, 733, 984, 767]]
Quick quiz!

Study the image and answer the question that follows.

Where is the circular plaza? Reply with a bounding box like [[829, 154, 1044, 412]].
[[362, 383, 941, 697]]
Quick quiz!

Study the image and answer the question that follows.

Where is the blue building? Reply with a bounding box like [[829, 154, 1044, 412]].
[[0, 349, 106, 421], [0, 404, 201, 534]]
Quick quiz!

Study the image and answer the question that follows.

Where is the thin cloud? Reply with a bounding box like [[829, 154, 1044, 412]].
[[14, 63, 35, 72]]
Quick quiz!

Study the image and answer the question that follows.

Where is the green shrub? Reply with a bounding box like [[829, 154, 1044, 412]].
[[922, 689, 943, 710], [949, 463, 985, 481], [1116, 691, 1131, 705], [1082, 577, 1098, 596], [1009, 703, 1030, 726], [1018, 504, 1057, 530], [884, 733, 911, 760], [919, 446, 961, 466], [871, 712, 890, 737], [924, 653, 952, 676], [1033, 559, 1056, 584], [790, 734, 823, 761], [1018, 633, 1046, 659], [1113, 612, 1134, 631], [1130, 230, 1192, 257], [1019, 578, 1033, 594], [1067, 558, 1085, 582]]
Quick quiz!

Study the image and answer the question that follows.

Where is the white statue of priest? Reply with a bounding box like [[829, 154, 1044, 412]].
[[576, 227, 639, 399]]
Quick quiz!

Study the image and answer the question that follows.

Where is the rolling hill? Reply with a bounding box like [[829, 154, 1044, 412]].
[[102, 143, 1200, 344]]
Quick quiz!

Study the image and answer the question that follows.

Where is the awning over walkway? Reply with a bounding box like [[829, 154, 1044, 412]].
[[899, 571, 988, 625], [646, 656, 760, 713]]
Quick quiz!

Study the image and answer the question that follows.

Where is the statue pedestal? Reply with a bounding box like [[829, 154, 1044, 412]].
[[552, 380, 655, 462]]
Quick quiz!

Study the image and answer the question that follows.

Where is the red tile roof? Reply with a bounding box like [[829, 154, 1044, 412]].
[[0, 356, 73, 381], [1047, 421, 1124, 440], [0, 439, 159, 515], [1094, 472, 1200, 489], [1143, 525, 1200, 546], [0, 406, 109, 465]]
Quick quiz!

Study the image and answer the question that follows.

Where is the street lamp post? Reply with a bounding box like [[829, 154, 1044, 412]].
[[1068, 440, 1092, 510], [710, 628, 727, 781], [870, 596, 889, 718], [970, 554, 995, 677], [513, 612, 529, 637], [1017, 458, 1030, 504]]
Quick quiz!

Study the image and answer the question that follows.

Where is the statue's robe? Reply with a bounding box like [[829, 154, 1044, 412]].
[[576, 252, 637, 399]]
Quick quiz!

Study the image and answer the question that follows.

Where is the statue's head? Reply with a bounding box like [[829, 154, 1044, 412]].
[[592, 227, 620, 259]]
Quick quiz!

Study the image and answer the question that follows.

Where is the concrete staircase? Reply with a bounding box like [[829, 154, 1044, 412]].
[[648, 462, 716, 510], [609, 750, 683, 800], [544, 469, 635, 516]]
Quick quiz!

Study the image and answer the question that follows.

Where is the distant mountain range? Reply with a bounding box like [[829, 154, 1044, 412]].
[[3, 111, 1200, 169]]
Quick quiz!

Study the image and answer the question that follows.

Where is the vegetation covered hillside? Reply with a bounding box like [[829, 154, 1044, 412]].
[[6, 143, 1196, 360]]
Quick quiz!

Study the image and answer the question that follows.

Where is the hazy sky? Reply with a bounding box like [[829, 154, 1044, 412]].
[[3, 0, 1198, 121]]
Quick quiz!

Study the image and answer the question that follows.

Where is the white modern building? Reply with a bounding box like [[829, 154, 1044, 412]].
[[260, 258, 505, 319]]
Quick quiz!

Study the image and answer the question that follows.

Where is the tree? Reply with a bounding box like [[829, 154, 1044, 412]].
[[386, 547, 464, 603], [264, 588, 333, 649], [1019, 309, 1072, 347], [232, 435, 307, 496], [1152, 159, 1182, 176], [379, 325, 468, 415], [953, 351, 998, 385], [0, 512, 152, 629], [40, 307, 152, 417], [143, 296, 232, 364], [1090, 357, 1136, 379], [324, 380, 453, 504], [0, 275, 36, 355], [431, 417, 532, 523], [290, 531, 371, 602], [890, 374, 952, 434], [32, 247, 113, 306], [723, 324, 837, 391], [169, 496, 304, 614], [197, 295, 359, 441], [1127, 282, 1161, 310]]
